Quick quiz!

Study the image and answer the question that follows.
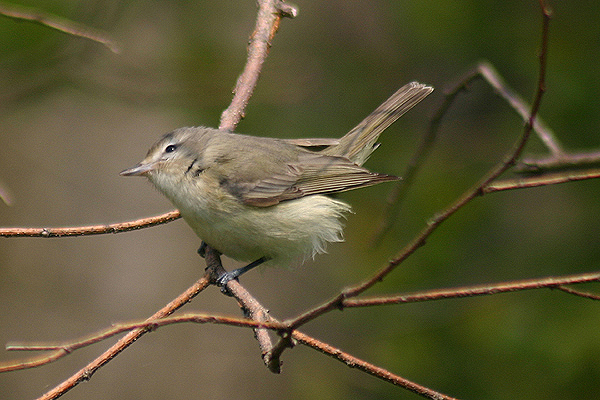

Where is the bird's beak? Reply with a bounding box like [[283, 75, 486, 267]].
[[120, 161, 157, 176]]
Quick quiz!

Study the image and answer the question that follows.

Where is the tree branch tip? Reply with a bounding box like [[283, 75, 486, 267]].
[[263, 332, 296, 373], [476, 60, 494, 70], [266, 358, 282, 373], [275, 1, 298, 19], [275, 0, 300, 19], [5, 344, 24, 351], [540, 2, 553, 18], [261, 341, 283, 373]]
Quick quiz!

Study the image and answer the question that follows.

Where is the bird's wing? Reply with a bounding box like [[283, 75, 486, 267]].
[[281, 138, 340, 148], [223, 152, 398, 207]]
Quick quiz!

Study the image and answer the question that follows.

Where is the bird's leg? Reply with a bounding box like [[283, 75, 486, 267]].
[[197, 241, 207, 258], [216, 256, 269, 287]]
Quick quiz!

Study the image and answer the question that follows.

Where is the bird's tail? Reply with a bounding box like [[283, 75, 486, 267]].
[[323, 82, 433, 166]]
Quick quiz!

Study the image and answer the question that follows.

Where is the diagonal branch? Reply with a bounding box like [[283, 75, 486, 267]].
[[293, 331, 459, 400], [352, 0, 551, 298], [0, 1, 120, 53], [555, 285, 600, 300], [373, 59, 561, 244], [219, 0, 297, 131], [35, 276, 210, 400]]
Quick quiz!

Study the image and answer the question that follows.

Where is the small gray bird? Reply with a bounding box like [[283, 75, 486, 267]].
[[121, 82, 433, 284]]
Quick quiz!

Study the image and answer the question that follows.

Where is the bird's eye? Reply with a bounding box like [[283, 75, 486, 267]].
[[165, 144, 177, 153]]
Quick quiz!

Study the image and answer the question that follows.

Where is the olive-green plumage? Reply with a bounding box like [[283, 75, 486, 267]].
[[121, 82, 433, 269]]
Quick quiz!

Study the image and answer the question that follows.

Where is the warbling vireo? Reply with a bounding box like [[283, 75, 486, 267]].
[[121, 82, 433, 284]]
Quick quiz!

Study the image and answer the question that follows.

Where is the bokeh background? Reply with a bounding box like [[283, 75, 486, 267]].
[[1, 1, 599, 399]]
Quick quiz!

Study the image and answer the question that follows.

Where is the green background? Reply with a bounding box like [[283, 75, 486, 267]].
[[1, 1, 599, 399]]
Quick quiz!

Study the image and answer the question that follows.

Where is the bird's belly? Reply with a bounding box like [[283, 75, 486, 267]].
[[178, 195, 352, 267]]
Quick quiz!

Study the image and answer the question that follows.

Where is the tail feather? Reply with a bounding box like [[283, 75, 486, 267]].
[[324, 82, 433, 166]]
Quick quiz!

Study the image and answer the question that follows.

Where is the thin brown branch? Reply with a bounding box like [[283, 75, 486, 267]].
[[201, 245, 281, 372], [219, 0, 297, 131], [373, 59, 562, 243], [8, 314, 284, 351], [208, 0, 297, 371], [0, 1, 120, 53], [4, 306, 455, 400], [35, 276, 210, 400], [223, 276, 281, 372], [0, 210, 180, 238], [0, 349, 68, 373], [470, 60, 600, 175], [372, 71, 477, 244], [1, 312, 285, 373], [342, 271, 600, 308], [483, 168, 600, 193], [555, 285, 600, 300], [293, 331, 459, 400], [477, 61, 561, 155], [517, 150, 600, 173]]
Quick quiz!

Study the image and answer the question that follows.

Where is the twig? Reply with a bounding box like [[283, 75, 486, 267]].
[[224, 275, 282, 372], [373, 59, 561, 243], [342, 271, 600, 307], [5, 309, 456, 400], [200, 245, 280, 372], [477, 61, 561, 155], [219, 0, 297, 131], [517, 150, 600, 173], [0, 349, 67, 373], [35, 276, 210, 400], [293, 331, 459, 400], [483, 168, 600, 193], [0, 211, 180, 238], [555, 285, 600, 300], [0, 311, 282, 373], [0, 1, 120, 53]]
